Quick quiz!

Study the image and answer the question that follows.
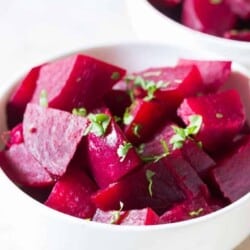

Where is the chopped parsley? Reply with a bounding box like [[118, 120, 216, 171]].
[[123, 108, 133, 125], [216, 113, 223, 119], [210, 0, 222, 4], [117, 141, 133, 162], [146, 169, 155, 197], [110, 201, 124, 224], [72, 107, 87, 117], [132, 123, 141, 138], [83, 113, 111, 137], [189, 208, 204, 217], [39, 89, 48, 108], [111, 72, 120, 80], [170, 115, 202, 149]]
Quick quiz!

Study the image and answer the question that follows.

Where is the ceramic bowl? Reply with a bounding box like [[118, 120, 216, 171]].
[[0, 42, 250, 250]]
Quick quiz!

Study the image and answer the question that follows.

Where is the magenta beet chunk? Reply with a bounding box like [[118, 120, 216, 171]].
[[124, 99, 167, 145], [7, 65, 43, 128], [45, 167, 97, 219], [92, 160, 186, 213], [0, 143, 53, 187], [181, 0, 236, 36], [159, 197, 212, 224], [178, 59, 232, 92], [23, 103, 88, 177], [178, 90, 246, 152], [86, 115, 141, 188], [92, 209, 128, 224], [120, 208, 159, 225], [4, 123, 24, 149], [224, 30, 250, 42], [225, 0, 250, 19], [31, 54, 126, 112], [211, 136, 250, 202], [162, 150, 210, 199], [181, 140, 216, 179]]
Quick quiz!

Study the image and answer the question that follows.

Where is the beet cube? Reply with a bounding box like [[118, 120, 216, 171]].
[[225, 0, 250, 19], [4, 123, 24, 149], [120, 208, 159, 225], [211, 136, 250, 202], [92, 160, 185, 213], [45, 168, 97, 219], [178, 90, 246, 152], [181, 0, 236, 36], [178, 59, 231, 92], [86, 115, 141, 188], [124, 99, 166, 144], [159, 197, 212, 224], [31, 54, 126, 112], [0, 143, 53, 187], [7, 65, 43, 128], [23, 103, 88, 177]]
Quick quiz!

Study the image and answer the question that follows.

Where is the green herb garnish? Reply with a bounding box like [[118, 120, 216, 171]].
[[39, 89, 48, 108], [133, 123, 141, 138], [123, 108, 133, 125], [110, 201, 124, 224], [72, 107, 87, 117], [146, 169, 155, 197], [111, 72, 120, 80], [189, 208, 204, 217], [83, 113, 111, 137], [117, 141, 133, 162], [210, 0, 222, 4]]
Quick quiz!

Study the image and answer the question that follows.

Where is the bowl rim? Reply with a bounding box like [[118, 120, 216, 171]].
[[1, 41, 250, 232], [139, 0, 250, 48]]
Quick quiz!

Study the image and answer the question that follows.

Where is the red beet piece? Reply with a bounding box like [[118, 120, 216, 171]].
[[4, 123, 24, 149], [92, 160, 186, 213], [31, 54, 126, 112], [178, 90, 246, 152], [225, 0, 250, 19], [124, 99, 167, 144], [181, 140, 216, 179], [86, 115, 141, 188], [7, 65, 43, 128], [45, 167, 97, 219], [0, 143, 53, 187], [211, 136, 250, 202], [23, 103, 88, 177], [92, 208, 127, 225], [224, 29, 250, 42], [120, 208, 159, 225], [162, 150, 210, 199], [159, 197, 212, 224], [178, 59, 232, 92], [133, 65, 203, 111], [182, 0, 236, 36]]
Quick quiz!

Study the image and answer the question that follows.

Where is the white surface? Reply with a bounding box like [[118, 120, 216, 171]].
[[0, 42, 250, 250], [0, 0, 134, 84]]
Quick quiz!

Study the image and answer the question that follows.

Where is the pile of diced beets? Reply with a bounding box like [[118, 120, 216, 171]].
[[1, 53, 250, 226], [148, 0, 250, 42]]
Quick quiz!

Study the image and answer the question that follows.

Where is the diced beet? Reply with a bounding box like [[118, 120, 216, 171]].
[[159, 197, 212, 224], [7, 65, 43, 128], [0, 143, 53, 187], [4, 123, 24, 149], [181, 0, 236, 36], [120, 208, 159, 225], [162, 150, 210, 199], [31, 54, 126, 112], [181, 140, 216, 179], [45, 167, 97, 219], [211, 135, 250, 202], [86, 115, 141, 188], [23, 103, 88, 177], [178, 59, 232, 92], [178, 90, 246, 152], [223, 29, 250, 42], [124, 99, 167, 144], [104, 90, 131, 117], [21, 186, 52, 203], [225, 0, 250, 19], [92, 208, 128, 225], [92, 160, 186, 213]]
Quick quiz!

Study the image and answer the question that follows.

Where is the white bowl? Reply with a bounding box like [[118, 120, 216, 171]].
[[126, 0, 250, 69], [0, 42, 250, 250]]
